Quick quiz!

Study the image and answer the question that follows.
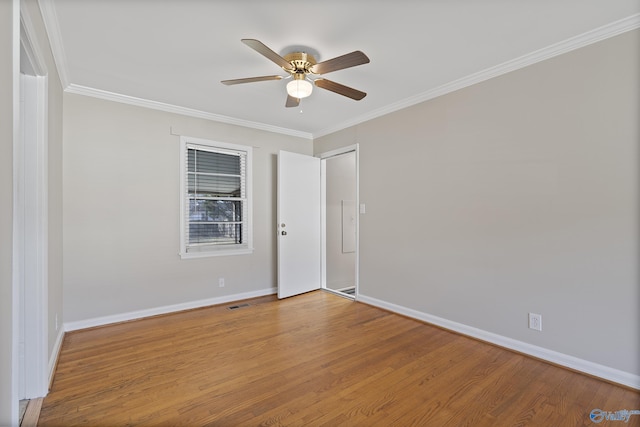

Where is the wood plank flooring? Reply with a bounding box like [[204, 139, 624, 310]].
[[39, 291, 640, 426]]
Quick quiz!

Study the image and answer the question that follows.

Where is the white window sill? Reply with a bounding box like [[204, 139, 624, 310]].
[[179, 248, 254, 259]]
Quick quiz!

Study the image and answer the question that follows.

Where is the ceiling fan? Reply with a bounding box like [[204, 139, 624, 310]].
[[221, 39, 370, 108]]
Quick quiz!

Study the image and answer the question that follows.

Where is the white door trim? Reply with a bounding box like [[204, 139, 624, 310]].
[[11, 2, 20, 423], [317, 144, 360, 299], [14, 3, 50, 402]]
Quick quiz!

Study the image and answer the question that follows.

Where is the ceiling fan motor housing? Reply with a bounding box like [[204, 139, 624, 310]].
[[284, 52, 317, 75]]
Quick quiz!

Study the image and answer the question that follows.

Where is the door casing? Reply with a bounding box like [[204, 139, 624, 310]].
[[318, 144, 359, 299], [14, 6, 50, 404]]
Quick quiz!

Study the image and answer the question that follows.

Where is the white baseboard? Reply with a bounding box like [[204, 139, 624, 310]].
[[357, 293, 640, 390], [48, 328, 65, 389], [64, 287, 277, 332]]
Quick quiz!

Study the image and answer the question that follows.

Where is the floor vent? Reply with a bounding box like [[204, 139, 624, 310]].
[[227, 303, 250, 310]]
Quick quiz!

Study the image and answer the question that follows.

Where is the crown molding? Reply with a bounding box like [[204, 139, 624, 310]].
[[37, 0, 311, 139], [37, 0, 69, 88], [313, 13, 640, 139], [65, 84, 314, 140], [36, 0, 638, 141]]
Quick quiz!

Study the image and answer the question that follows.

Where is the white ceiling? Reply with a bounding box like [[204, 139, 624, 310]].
[[42, 0, 639, 139]]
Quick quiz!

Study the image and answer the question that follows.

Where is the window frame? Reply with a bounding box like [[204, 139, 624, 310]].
[[179, 136, 253, 259]]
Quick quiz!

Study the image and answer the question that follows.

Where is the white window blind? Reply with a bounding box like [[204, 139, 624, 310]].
[[180, 137, 252, 258]]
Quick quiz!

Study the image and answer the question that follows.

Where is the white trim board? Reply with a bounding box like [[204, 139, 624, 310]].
[[37, 0, 639, 141], [357, 293, 640, 390], [48, 328, 64, 390], [65, 84, 314, 140], [15, 1, 51, 405], [11, 2, 20, 424], [64, 288, 277, 332], [314, 14, 640, 138], [35, 0, 69, 88]]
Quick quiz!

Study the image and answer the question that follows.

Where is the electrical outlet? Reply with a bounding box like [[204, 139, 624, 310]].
[[219, 277, 225, 288], [529, 313, 542, 331]]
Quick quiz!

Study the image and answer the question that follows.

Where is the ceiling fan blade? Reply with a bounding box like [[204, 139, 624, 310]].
[[285, 95, 300, 108], [314, 79, 367, 101], [221, 75, 283, 85], [241, 39, 293, 71], [309, 51, 370, 75]]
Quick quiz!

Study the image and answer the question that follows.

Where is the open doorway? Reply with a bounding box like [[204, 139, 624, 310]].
[[321, 146, 358, 299], [276, 146, 358, 300]]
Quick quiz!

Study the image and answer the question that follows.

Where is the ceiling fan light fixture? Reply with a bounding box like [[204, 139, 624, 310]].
[[286, 78, 313, 99], [223, 40, 369, 107]]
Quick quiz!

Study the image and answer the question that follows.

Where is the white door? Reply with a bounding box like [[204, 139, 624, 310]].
[[277, 151, 321, 298]]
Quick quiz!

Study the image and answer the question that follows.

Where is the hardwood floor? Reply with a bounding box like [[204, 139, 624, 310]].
[[39, 291, 640, 426]]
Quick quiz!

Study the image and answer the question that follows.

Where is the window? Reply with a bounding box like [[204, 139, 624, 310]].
[[180, 136, 252, 258]]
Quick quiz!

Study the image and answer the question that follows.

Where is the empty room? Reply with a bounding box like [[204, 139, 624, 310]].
[[1, 0, 639, 425]]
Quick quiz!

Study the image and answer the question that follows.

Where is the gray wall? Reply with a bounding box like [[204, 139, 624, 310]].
[[63, 94, 312, 323], [0, 1, 15, 423], [325, 152, 356, 290], [315, 30, 639, 375]]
